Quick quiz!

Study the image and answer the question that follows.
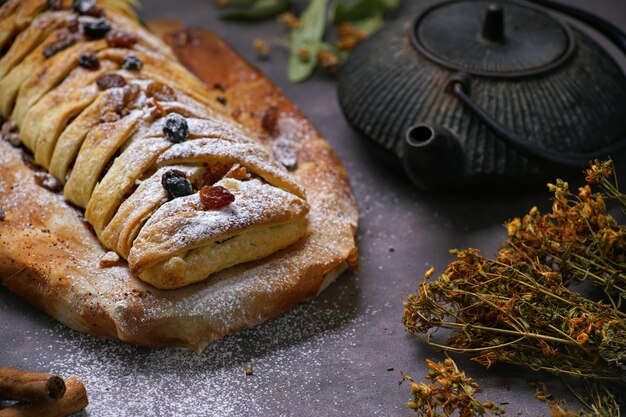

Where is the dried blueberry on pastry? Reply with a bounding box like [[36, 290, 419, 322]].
[[0, 0, 310, 289]]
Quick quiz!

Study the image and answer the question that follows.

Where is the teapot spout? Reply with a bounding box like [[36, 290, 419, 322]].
[[400, 124, 465, 191]]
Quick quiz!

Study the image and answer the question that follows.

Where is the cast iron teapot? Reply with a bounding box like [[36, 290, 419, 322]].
[[337, 0, 626, 190]]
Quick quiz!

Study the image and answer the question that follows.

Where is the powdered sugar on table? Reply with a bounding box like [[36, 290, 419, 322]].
[[0, 284, 402, 417]]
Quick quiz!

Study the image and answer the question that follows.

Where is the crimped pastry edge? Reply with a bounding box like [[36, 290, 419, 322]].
[[0, 23, 358, 350]]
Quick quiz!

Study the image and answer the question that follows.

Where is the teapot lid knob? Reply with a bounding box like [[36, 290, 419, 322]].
[[482, 4, 505, 42], [410, 0, 575, 78]]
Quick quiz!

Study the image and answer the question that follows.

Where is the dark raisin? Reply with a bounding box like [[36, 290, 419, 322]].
[[1, 120, 21, 147], [72, 0, 95, 14], [106, 30, 138, 48], [231, 108, 242, 119], [146, 82, 175, 101], [43, 31, 76, 58], [199, 186, 235, 210], [66, 16, 80, 33], [83, 18, 111, 39], [34, 172, 62, 192], [199, 162, 229, 187], [161, 170, 193, 198], [163, 113, 188, 143], [21, 151, 35, 168], [78, 52, 100, 69], [261, 105, 278, 134], [172, 30, 190, 47], [0, 206, 5, 221], [96, 73, 126, 90], [122, 84, 141, 107], [47, 0, 63, 10], [121, 55, 142, 71], [84, 6, 103, 17], [216, 96, 227, 106]]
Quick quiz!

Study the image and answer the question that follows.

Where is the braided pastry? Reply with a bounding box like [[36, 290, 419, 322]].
[[0, 0, 309, 289]]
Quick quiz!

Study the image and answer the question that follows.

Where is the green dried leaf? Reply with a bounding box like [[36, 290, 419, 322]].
[[332, 0, 399, 25], [350, 14, 384, 36], [220, 0, 289, 21], [287, 0, 328, 83]]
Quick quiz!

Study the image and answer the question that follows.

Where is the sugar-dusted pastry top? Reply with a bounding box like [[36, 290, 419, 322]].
[[0, 0, 309, 289], [0, 21, 358, 350]]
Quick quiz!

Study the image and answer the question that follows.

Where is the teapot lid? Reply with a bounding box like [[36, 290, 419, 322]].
[[412, 0, 575, 77]]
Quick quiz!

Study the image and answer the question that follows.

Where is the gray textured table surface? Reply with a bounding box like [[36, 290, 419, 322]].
[[2, 1, 626, 416]]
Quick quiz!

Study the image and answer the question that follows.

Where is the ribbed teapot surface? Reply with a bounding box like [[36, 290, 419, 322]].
[[337, 0, 626, 190]]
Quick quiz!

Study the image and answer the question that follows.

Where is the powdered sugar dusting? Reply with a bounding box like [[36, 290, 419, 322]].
[[10, 285, 389, 417], [0, 0, 359, 359], [157, 138, 303, 197], [132, 178, 306, 259], [142, 117, 249, 142], [5, 0, 308, 274]]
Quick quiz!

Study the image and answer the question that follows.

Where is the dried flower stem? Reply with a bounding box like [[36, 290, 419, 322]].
[[406, 355, 506, 417], [404, 161, 626, 383]]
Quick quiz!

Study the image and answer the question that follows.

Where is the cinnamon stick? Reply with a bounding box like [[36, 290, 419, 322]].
[[0, 368, 65, 402], [0, 377, 88, 417]]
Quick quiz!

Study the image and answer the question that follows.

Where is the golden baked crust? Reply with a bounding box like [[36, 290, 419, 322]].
[[129, 177, 310, 288], [0, 0, 312, 289], [0, 2, 358, 350]]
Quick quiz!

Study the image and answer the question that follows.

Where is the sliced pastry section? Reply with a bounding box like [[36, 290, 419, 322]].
[[0, 0, 310, 289], [130, 177, 309, 289]]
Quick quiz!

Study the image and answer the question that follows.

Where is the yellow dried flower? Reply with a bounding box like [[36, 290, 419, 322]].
[[424, 266, 436, 279], [405, 356, 505, 416], [278, 12, 301, 29], [335, 22, 367, 50], [316, 50, 340, 73], [298, 47, 311, 62], [404, 160, 626, 414], [507, 218, 521, 236], [252, 39, 270, 59]]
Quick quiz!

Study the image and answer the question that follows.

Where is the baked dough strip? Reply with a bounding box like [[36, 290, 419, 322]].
[[0, 0, 310, 289], [0, 16, 358, 350]]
